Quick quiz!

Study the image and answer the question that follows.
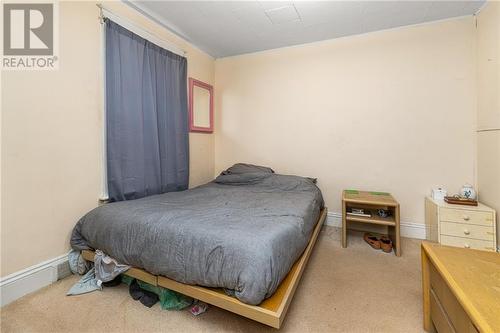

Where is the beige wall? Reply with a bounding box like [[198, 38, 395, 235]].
[[215, 17, 477, 226], [1, 1, 215, 277], [476, 1, 500, 245]]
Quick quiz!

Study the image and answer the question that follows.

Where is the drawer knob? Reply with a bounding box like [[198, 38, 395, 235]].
[[463, 215, 470, 221], [463, 229, 470, 235], [464, 244, 470, 248]]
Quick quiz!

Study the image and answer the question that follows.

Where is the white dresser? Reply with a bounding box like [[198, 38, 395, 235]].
[[425, 197, 497, 252]]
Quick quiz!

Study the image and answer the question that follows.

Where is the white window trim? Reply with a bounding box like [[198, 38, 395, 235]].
[[99, 14, 108, 201]]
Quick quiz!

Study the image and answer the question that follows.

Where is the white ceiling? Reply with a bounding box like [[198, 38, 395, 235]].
[[127, 1, 485, 58]]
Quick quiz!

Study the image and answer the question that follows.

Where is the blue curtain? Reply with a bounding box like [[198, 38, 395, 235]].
[[105, 20, 189, 202]]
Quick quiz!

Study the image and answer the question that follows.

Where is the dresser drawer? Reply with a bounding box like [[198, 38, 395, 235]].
[[430, 289, 455, 333], [440, 208, 494, 226], [440, 222, 495, 241], [440, 235, 496, 252], [430, 265, 480, 333]]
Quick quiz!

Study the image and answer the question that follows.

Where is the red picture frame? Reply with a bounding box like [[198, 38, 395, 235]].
[[188, 78, 214, 133]]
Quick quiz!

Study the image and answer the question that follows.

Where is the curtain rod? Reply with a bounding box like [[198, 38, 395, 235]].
[[96, 3, 187, 57]]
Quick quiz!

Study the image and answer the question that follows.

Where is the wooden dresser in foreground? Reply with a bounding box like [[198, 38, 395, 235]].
[[425, 197, 497, 252], [421, 241, 500, 333]]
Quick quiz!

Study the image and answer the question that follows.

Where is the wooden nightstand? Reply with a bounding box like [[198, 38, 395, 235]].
[[425, 197, 497, 252], [342, 190, 401, 256]]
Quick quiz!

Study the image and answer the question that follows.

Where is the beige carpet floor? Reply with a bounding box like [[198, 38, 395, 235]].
[[1, 227, 424, 333]]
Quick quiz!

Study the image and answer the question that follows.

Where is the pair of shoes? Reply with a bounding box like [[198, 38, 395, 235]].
[[363, 233, 393, 253]]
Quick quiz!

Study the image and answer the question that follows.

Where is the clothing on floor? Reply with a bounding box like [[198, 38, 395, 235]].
[[128, 279, 143, 301], [68, 249, 90, 275], [66, 268, 102, 295], [129, 279, 159, 308], [94, 250, 130, 282], [122, 275, 193, 310], [102, 275, 122, 287]]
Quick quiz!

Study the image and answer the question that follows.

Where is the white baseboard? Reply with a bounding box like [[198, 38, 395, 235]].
[[0, 253, 69, 307], [325, 212, 426, 240]]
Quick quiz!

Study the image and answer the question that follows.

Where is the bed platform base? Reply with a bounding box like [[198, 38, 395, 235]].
[[82, 208, 327, 329]]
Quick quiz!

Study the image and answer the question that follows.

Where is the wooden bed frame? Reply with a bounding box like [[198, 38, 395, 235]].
[[82, 208, 327, 329]]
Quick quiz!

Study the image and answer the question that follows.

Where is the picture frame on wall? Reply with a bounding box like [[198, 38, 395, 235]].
[[189, 78, 213, 133]]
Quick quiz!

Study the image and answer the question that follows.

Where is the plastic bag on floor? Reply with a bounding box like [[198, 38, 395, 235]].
[[122, 275, 193, 310], [67, 267, 102, 295], [94, 250, 130, 282]]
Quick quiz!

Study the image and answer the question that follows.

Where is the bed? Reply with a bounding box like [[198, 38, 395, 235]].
[[71, 164, 325, 328]]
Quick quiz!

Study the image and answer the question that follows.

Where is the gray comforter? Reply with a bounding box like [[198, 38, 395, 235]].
[[71, 165, 324, 305]]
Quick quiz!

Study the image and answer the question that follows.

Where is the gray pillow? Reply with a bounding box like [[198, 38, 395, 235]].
[[220, 163, 274, 175], [215, 172, 271, 185]]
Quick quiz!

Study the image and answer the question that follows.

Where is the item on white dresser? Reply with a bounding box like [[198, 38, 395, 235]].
[[431, 188, 447, 201], [444, 196, 478, 206], [460, 184, 477, 200]]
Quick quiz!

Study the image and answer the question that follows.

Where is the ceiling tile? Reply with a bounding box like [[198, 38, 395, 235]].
[[265, 5, 300, 25]]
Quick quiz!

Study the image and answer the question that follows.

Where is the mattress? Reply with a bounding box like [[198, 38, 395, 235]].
[[71, 165, 324, 305]]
